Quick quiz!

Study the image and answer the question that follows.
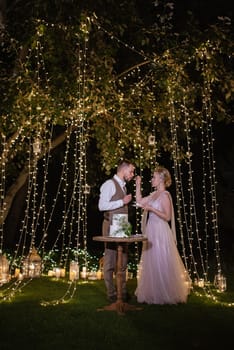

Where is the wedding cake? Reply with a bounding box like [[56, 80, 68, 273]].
[[109, 214, 131, 237]]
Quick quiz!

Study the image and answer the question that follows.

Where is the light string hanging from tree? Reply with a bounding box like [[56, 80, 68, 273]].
[[41, 25, 91, 304], [199, 45, 222, 279], [168, 82, 216, 295], [168, 84, 194, 276], [42, 20, 92, 303], [181, 94, 209, 282], [35, 124, 54, 255], [132, 112, 144, 268], [1, 27, 54, 298], [0, 16, 229, 304], [90, 16, 225, 294], [0, 21, 90, 303], [0, 134, 7, 253], [166, 47, 225, 301], [11, 29, 54, 263], [168, 75, 213, 290]]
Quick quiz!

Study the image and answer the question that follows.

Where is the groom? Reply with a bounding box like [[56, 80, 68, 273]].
[[98, 159, 135, 302]]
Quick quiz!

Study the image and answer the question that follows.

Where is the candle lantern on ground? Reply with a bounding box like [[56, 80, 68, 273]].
[[96, 256, 104, 280], [214, 273, 227, 292], [218, 275, 227, 292], [69, 261, 79, 281], [23, 247, 42, 278], [80, 266, 87, 279], [197, 278, 205, 288], [0, 253, 10, 284]]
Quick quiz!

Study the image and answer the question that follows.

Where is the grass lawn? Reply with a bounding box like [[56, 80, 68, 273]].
[[0, 273, 234, 350]]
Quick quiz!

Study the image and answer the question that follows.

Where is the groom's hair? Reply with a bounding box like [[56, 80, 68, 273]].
[[117, 159, 134, 172]]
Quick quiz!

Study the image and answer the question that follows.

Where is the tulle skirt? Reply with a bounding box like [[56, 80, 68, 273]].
[[135, 217, 191, 305]]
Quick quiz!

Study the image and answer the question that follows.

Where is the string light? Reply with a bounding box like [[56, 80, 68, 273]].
[[0, 134, 6, 252], [0, 16, 230, 307]]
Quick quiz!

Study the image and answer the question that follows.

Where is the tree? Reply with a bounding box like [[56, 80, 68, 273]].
[[0, 0, 233, 244]]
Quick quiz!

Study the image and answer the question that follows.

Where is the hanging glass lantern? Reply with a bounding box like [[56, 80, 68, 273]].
[[23, 247, 42, 278], [33, 137, 41, 155], [83, 184, 91, 194], [0, 253, 10, 284], [148, 134, 155, 146]]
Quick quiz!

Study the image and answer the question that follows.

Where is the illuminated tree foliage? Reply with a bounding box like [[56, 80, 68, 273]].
[[0, 1, 233, 219]]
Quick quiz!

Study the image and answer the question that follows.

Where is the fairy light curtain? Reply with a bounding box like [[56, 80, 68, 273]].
[[91, 17, 224, 288], [0, 14, 226, 303], [0, 20, 90, 302], [164, 43, 224, 300]]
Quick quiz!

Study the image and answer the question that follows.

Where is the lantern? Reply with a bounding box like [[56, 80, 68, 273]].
[[83, 184, 91, 194], [148, 134, 155, 146], [23, 247, 42, 278], [33, 137, 41, 155], [96, 270, 102, 280], [69, 261, 79, 281], [80, 266, 87, 279], [197, 278, 205, 287], [0, 253, 10, 284], [214, 273, 227, 292]]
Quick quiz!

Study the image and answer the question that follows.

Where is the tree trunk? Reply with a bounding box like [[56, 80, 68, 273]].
[[1, 130, 68, 225]]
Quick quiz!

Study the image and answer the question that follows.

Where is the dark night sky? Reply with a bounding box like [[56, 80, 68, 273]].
[[173, 0, 233, 25], [134, 0, 233, 29]]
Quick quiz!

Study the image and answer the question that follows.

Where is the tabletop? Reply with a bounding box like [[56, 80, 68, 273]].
[[93, 234, 147, 243]]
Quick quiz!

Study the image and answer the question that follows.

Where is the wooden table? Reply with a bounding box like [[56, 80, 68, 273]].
[[93, 234, 147, 315]]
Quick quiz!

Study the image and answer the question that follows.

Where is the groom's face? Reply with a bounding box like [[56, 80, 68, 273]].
[[123, 164, 135, 182]]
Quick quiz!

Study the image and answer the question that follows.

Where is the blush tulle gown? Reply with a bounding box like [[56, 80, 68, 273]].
[[135, 191, 191, 304]]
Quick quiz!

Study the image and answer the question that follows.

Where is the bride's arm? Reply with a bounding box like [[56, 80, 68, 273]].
[[135, 176, 152, 206], [144, 192, 172, 222]]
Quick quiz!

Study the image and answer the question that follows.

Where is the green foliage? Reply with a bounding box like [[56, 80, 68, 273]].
[[41, 248, 100, 272], [0, 0, 233, 181]]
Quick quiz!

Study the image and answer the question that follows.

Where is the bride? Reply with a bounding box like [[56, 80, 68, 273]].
[[135, 165, 191, 304]]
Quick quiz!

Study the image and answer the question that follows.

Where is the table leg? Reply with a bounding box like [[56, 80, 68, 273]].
[[97, 244, 143, 315]]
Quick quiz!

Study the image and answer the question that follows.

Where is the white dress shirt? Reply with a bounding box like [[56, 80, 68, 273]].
[[98, 174, 126, 211]]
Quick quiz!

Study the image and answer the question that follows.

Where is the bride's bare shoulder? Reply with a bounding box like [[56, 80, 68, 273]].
[[161, 190, 171, 201]]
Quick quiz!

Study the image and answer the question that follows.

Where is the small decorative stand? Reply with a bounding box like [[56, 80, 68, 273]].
[[93, 235, 147, 315]]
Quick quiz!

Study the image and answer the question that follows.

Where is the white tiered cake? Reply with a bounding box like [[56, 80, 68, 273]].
[[109, 214, 131, 237]]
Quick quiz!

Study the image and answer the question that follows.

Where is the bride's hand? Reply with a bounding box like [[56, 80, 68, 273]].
[[135, 175, 141, 186], [144, 204, 153, 212]]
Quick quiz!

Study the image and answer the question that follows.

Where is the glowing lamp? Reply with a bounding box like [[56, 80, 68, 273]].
[[80, 266, 87, 279], [96, 270, 102, 280], [0, 253, 10, 284], [33, 137, 41, 155], [23, 247, 42, 278], [214, 274, 227, 292], [148, 135, 155, 146], [197, 278, 204, 288], [69, 261, 79, 281]]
